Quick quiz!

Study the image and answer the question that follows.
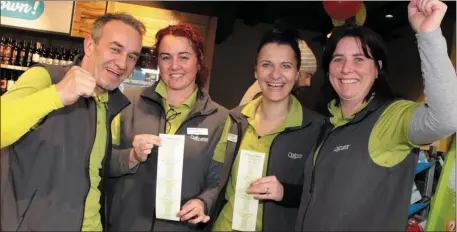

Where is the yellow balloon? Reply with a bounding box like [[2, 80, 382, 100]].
[[331, 18, 345, 27], [331, 2, 366, 27]]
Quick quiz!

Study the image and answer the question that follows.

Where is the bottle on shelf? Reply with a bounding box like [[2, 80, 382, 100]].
[[39, 44, 47, 64], [1, 34, 84, 69], [0, 70, 8, 94], [31, 41, 41, 66], [0, 36, 6, 62], [60, 47, 66, 65], [0, 70, 23, 95], [2, 37, 13, 65], [67, 47, 75, 65], [11, 39, 19, 66], [7, 70, 16, 90], [46, 46, 54, 65], [52, 47, 60, 66], [25, 40, 33, 67], [58, 46, 66, 66], [18, 40, 27, 67]]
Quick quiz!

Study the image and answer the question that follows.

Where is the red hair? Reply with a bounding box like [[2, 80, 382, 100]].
[[152, 24, 208, 89]]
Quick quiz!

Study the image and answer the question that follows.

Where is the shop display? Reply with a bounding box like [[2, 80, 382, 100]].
[[1, 38, 157, 95], [119, 68, 159, 91], [1, 2, 450, 231], [0, 36, 81, 67], [411, 183, 422, 204], [425, 136, 456, 231], [120, 47, 159, 91], [407, 141, 456, 231], [0, 69, 24, 95], [406, 215, 427, 232]]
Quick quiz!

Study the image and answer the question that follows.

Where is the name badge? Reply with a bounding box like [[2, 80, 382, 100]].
[[187, 127, 208, 136], [227, 133, 238, 143]]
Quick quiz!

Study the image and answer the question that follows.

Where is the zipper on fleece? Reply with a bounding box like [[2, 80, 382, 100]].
[[261, 126, 304, 230], [79, 102, 98, 230], [300, 121, 348, 230], [16, 188, 39, 231]]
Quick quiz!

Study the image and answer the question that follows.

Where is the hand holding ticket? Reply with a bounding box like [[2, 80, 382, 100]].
[[155, 134, 185, 221]]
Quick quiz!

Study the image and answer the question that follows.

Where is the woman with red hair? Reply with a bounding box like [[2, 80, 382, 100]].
[[107, 24, 228, 231]]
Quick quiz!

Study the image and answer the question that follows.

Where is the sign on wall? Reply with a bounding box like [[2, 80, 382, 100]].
[[0, 1, 74, 34]]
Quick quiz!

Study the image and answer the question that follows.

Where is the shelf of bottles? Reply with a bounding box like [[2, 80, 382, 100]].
[[1, 36, 81, 69], [0, 36, 82, 95], [0, 64, 28, 71], [1, 36, 158, 95], [1, 69, 24, 95]]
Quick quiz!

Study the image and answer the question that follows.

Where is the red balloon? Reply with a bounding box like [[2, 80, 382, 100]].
[[323, 1, 362, 21]]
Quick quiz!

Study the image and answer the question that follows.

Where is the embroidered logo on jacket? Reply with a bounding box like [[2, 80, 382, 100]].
[[190, 135, 209, 142], [333, 145, 350, 152], [288, 152, 303, 159]]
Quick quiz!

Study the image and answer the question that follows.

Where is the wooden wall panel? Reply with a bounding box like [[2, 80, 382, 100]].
[[107, 2, 172, 48], [71, 1, 107, 38]]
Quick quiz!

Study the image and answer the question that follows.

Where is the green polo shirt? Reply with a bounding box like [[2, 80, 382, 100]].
[[212, 95, 302, 231], [111, 80, 198, 145], [312, 98, 372, 164], [155, 80, 198, 135], [82, 92, 109, 231], [315, 97, 421, 168]]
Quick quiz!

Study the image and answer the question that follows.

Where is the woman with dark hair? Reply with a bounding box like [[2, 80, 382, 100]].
[[209, 25, 324, 231], [239, 38, 318, 107], [107, 24, 228, 231], [295, 0, 457, 231]]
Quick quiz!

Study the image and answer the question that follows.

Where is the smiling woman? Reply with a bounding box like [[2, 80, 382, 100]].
[[322, 25, 391, 111], [152, 24, 208, 91], [107, 24, 229, 231], [295, 0, 457, 230], [209, 25, 325, 232], [256, 43, 299, 103]]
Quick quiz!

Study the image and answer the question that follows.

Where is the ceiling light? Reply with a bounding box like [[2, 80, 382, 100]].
[[385, 14, 394, 19]]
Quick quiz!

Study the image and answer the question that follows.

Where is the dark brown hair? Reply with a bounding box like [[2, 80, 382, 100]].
[[321, 23, 394, 106], [255, 20, 302, 97]]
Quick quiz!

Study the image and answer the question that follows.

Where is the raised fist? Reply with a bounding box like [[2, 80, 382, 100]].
[[55, 66, 97, 106]]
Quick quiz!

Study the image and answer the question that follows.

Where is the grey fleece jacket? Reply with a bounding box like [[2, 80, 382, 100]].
[[106, 85, 228, 231], [408, 28, 457, 144]]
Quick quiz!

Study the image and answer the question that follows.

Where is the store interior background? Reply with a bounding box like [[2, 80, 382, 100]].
[[206, 1, 456, 109], [1, 1, 456, 149], [1, 1, 456, 228]]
